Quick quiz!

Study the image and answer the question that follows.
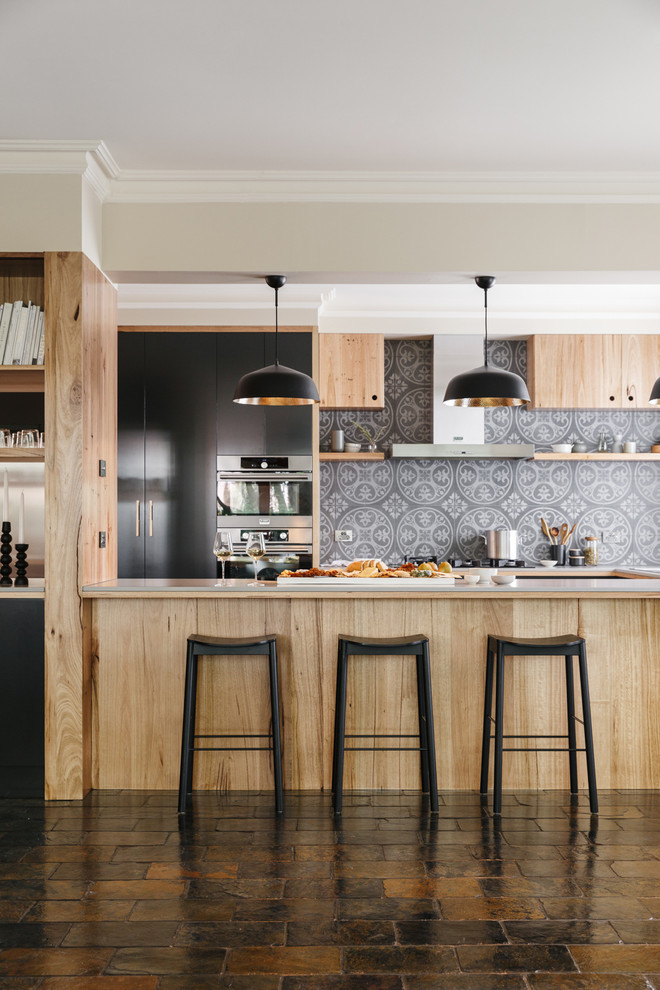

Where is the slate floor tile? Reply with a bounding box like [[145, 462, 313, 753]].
[[503, 919, 619, 943], [225, 946, 341, 974], [62, 921, 180, 946], [570, 944, 660, 971], [0, 947, 114, 976], [107, 946, 228, 975], [343, 945, 458, 973], [396, 919, 507, 945], [286, 920, 396, 946], [456, 944, 577, 972]]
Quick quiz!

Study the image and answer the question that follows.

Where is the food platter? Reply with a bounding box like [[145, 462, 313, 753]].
[[277, 576, 455, 588]]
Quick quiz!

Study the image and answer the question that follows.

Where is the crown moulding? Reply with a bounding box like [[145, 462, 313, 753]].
[[3, 141, 660, 205]]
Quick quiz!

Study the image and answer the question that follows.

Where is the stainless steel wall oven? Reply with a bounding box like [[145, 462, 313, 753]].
[[216, 455, 312, 578]]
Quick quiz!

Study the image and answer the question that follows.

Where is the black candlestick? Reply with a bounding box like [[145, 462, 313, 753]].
[[14, 543, 28, 587], [0, 521, 12, 586]]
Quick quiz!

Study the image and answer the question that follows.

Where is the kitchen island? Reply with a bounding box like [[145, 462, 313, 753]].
[[84, 575, 660, 795]]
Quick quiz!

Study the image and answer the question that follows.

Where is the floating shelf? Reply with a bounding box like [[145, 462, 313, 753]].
[[534, 452, 660, 461], [0, 449, 44, 462], [319, 451, 385, 461], [0, 367, 44, 393]]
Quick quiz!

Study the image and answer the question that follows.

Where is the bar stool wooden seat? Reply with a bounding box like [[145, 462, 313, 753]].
[[332, 633, 438, 815], [178, 633, 283, 815], [480, 633, 598, 815]]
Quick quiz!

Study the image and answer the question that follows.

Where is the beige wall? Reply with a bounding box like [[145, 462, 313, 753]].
[[102, 200, 660, 277], [0, 175, 83, 252], [3, 171, 660, 278]]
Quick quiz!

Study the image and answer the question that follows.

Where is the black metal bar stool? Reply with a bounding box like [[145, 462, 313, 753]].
[[178, 633, 283, 815], [480, 634, 598, 815], [332, 633, 438, 815]]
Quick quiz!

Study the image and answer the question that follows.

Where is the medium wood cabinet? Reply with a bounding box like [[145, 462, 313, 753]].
[[319, 333, 384, 409], [528, 334, 660, 409]]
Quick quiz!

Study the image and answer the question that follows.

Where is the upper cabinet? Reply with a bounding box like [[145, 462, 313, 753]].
[[527, 334, 660, 409], [319, 333, 384, 409]]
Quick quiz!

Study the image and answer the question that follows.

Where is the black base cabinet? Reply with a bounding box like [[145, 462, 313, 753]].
[[0, 599, 44, 797], [118, 331, 313, 579]]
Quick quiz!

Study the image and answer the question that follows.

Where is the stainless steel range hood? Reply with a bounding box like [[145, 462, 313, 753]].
[[387, 335, 534, 460]]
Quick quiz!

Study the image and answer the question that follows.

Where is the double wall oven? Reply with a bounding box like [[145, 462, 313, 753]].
[[216, 455, 313, 579]]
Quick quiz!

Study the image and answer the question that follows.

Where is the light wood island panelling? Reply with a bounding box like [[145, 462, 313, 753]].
[[90, 591, 660, 794]]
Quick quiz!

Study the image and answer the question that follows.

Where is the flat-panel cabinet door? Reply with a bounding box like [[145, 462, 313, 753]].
[[264, 331, 313, 454], [319, 333, 384, 409], [117, 333, 146, 577], [621, 335, 660, 408], [144, 334, 217, 578], [216, 333, 266, 453], [528, 335, 622, 408]]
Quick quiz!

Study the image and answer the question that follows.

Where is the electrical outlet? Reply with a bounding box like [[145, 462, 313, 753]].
[[98, 531, 106, 549], [334, 529, 353, 542]]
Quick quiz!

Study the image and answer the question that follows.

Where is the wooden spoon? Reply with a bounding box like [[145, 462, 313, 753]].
[[560, 523, 569, 545], [540, 517, 553, 543], [550, 526, 560, 544]]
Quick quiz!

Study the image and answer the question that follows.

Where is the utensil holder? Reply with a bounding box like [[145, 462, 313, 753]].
[[549, 544, 566, 565]]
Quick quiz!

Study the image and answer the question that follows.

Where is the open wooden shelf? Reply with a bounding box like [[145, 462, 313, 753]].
[[534, 452, 660, 461], [0, 449, 44, 462], [0, 367, 44, 393], [319, 451, 385, 461]]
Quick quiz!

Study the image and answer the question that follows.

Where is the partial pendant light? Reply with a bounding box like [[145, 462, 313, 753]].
[[443, 275, 530, 407], [233, 275, 320, 405], [650, 377, 660, 404]]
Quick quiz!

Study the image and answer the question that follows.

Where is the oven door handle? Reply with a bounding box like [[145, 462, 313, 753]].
[[218, 473, 311, 482]]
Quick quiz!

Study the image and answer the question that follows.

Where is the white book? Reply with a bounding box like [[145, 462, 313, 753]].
[[36, 312, 45, 365], [2, 301, 24, 365], [32, 310, 44, 364], [0, 304, 11, 364], [21, 304, 38, 366], [10, 304, 30, 364]]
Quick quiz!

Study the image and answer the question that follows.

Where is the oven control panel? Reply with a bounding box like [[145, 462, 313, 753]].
[[240, 529, 289, 542]]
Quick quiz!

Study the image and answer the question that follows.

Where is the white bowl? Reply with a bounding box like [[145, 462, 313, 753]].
[[471, 567, 497, 583], [491, 573, 516, 585], [551, 443, 572, 453], [343, 442, 361, 453], [461, 573, 481, 585], [539, 559, 558, 568]]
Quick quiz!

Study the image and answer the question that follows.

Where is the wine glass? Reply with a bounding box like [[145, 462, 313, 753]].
[[245, 532, 266, 585], [213, 530, 233, 584]]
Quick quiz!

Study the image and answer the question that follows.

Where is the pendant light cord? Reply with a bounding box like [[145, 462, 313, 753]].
[[483, 284, 489, 368], [274, 283, 280, 366]]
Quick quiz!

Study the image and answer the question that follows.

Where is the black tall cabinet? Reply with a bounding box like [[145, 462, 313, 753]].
[[118, 330, 313, 578], [118, 333, 217, 578], [216, 332, 313, 454]]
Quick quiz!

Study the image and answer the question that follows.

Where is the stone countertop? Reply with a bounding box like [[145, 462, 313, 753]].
[[81, 575, 660, 598]]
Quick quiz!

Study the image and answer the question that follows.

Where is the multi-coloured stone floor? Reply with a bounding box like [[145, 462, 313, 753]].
[[0, 789, 658, 987]]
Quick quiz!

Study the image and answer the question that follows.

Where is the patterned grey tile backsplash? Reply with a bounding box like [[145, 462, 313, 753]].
[[319, 338, 660, 566]]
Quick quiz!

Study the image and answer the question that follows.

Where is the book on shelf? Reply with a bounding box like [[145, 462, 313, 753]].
[[0, 301, 44, 365]]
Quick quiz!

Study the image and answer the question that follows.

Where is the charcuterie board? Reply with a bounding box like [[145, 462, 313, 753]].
[[276, 576, 455, 588]]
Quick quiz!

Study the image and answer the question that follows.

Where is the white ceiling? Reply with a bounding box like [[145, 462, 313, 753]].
[[6, 0, 660, 322], [3, 0, 660, 174]]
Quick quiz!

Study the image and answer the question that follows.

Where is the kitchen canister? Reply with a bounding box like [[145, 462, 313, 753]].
[[583, 536, 599, 566], [568, 550, 585, 566], [331, 429, 345, 452]]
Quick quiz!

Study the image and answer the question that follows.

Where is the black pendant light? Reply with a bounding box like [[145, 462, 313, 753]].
[[443, 275, 530, 407], [650, 378, 660, 404], [233, 275, 320, 405]]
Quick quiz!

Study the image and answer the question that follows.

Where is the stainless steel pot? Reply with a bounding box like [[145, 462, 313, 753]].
[[485, 528, 518, 560]]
